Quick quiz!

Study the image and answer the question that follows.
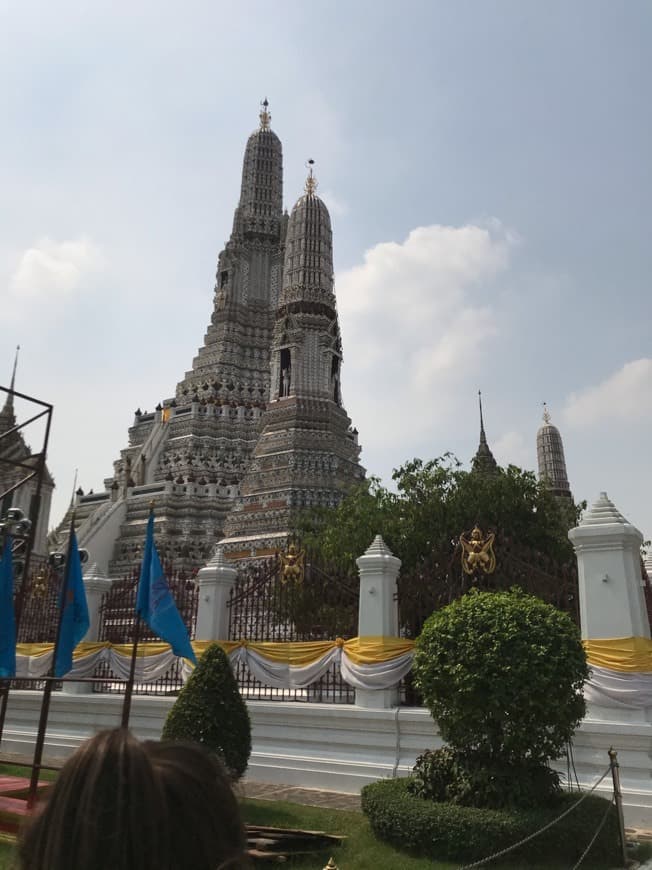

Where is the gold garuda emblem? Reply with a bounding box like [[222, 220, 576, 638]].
[[460, 526, 496, 575], [279, 543, 305, 583]]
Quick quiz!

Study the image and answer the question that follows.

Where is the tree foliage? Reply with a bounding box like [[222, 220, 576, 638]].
[[412, 589, 588, 806], [295, 456, 583, 634], [162, 644, 251, 780], [414, 589, 587, 763], [297, 455, 581, 571]]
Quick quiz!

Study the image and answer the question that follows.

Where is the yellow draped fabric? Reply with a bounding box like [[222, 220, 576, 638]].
[[16, 637, 416, 666], [583, 636, 652, 673], [18, 636, 652, 673]]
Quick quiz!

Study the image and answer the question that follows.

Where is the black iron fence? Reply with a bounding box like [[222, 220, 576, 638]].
[[227, 555, 359, 703], [94, 566, 199, 696]]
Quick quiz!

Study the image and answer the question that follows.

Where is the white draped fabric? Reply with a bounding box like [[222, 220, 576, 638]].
[[14, 642, 652, 706], [16, 643, 415, 691], [584, 665, 652, 710]]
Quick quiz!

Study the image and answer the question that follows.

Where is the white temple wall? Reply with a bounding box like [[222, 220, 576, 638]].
[[2, 692, 650, 826]]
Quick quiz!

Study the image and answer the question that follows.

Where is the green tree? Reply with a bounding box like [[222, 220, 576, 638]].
[[162, 644, 251, 780], [295, 455, 583, 634], [411, 589, 588, 807]]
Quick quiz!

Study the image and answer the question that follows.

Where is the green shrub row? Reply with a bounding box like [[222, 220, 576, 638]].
[[361, 778, 621, 867]]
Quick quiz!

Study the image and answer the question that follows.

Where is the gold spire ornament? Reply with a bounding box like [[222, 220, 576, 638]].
[[542, 401, 551, 424], [259, 97, 271, 131], [279, 542, 305, 583], [460, 526, 496, 575], [323, 859, 339, 870], [304, 158, 318, 195]]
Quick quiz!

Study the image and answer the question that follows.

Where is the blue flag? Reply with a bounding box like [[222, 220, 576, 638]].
[[137, 514, 196, 663], [0, 536, 16, 678], [54, 530, 90, 678]]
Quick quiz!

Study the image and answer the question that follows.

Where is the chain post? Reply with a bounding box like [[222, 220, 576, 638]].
[[608, 747, 629, 868]]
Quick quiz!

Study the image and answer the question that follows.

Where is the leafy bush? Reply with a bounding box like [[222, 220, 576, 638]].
[[409, 747, 561, 809], [361, 778, 620, 867], [414, 588, 587, 766], [162, 643, 251, 780]]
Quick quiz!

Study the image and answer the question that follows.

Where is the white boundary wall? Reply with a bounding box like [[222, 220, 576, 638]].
[[3, 691, 651, 827]]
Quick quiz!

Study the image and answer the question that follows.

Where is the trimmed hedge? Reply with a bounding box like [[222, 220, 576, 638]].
[[162, 643, 251, 780], [361, 778, 620, 867]]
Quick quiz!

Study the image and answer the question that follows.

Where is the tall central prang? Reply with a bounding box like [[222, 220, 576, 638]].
[[51, 105, 363, 573], [221, 162, 365, 555]]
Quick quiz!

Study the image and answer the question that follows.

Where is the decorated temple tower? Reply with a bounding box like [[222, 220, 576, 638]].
[[536, 403, 572, 500], [51, 105, 364, 573], [470, 391, 499, 475], [221, 163, 365, 555], [0, 349, 54, 560]]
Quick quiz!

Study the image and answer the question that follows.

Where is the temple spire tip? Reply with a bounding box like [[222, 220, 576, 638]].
[[542, 401, 551, 424], [305, 158, 318, 196], [478, 390, 486, 440], [259, 97, 271, 131]]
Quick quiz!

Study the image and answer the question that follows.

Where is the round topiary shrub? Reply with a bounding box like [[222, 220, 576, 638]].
[[162, 643, 251, 780], [361, 778, 620, 867], [413, 588, 588, 808]]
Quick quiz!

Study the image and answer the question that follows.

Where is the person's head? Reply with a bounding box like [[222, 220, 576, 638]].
[[19, 728, 248, 870]]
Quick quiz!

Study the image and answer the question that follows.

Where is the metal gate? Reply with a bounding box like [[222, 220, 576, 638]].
[[227, 556, 359, 703], [95, 566, 198, 695]]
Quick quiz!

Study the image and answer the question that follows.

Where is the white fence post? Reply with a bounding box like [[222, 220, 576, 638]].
[[354, 535, 401, 709], [568, 492, 650, 641], [195, 547, 238, 641], [63, 563, 112, 696]]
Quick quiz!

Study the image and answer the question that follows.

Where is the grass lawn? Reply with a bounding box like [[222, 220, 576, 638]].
[[0, 790, 644, 869], [0, 843, 13, 869], [241, 798, 626, 869]]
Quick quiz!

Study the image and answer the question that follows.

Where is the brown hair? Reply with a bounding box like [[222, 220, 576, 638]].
[[18, 729, 248, 870]]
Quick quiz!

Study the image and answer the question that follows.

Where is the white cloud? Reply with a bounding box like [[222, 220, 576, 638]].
[[492, 430, 535, 470], [337, 221, 515, 447], [7, 237, 103, 310], [320, 189, 349, 217], [563, 359, 652, 427]]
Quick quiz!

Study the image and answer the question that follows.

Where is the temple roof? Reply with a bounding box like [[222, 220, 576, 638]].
[[471, 391, 499, 475]]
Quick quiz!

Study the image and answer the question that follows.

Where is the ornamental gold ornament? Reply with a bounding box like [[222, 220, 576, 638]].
[[460, 526, 496, 575], [279, 543, 305, 583]]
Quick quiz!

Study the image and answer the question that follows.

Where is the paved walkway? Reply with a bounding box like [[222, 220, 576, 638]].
[[242, 780, 361, 812]]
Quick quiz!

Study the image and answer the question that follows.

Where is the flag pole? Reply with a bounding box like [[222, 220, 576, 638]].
[[120, 611, 141, 730], [27, 513, 76, 808], [121, 503, 154, 730], [0, 534, 16, 746]]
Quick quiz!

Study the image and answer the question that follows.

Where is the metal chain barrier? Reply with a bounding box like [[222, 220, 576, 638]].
[[457, 764, 612, 869]]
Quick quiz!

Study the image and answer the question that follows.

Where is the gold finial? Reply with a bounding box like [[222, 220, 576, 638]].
[[323, 859, 339, 870], [259, 97, 271, 131], [542, 402, 551, 424], [305, 158, 318, 196]]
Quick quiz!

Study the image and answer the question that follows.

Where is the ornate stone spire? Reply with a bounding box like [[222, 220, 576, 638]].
[[221, 164, 364, 550], [235, 98, 283, 226], [536, 403, 572, 499], [279, 160, 334, 305], [471, 391, 498, 475], [1, 345, 19, 428]]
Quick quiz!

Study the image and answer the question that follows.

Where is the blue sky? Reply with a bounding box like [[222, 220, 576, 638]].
[[1, 0, 650, 540]]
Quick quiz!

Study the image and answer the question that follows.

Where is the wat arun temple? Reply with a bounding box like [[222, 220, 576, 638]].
[[37, 101, 576, 576], [50, 102, 365, 574]]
